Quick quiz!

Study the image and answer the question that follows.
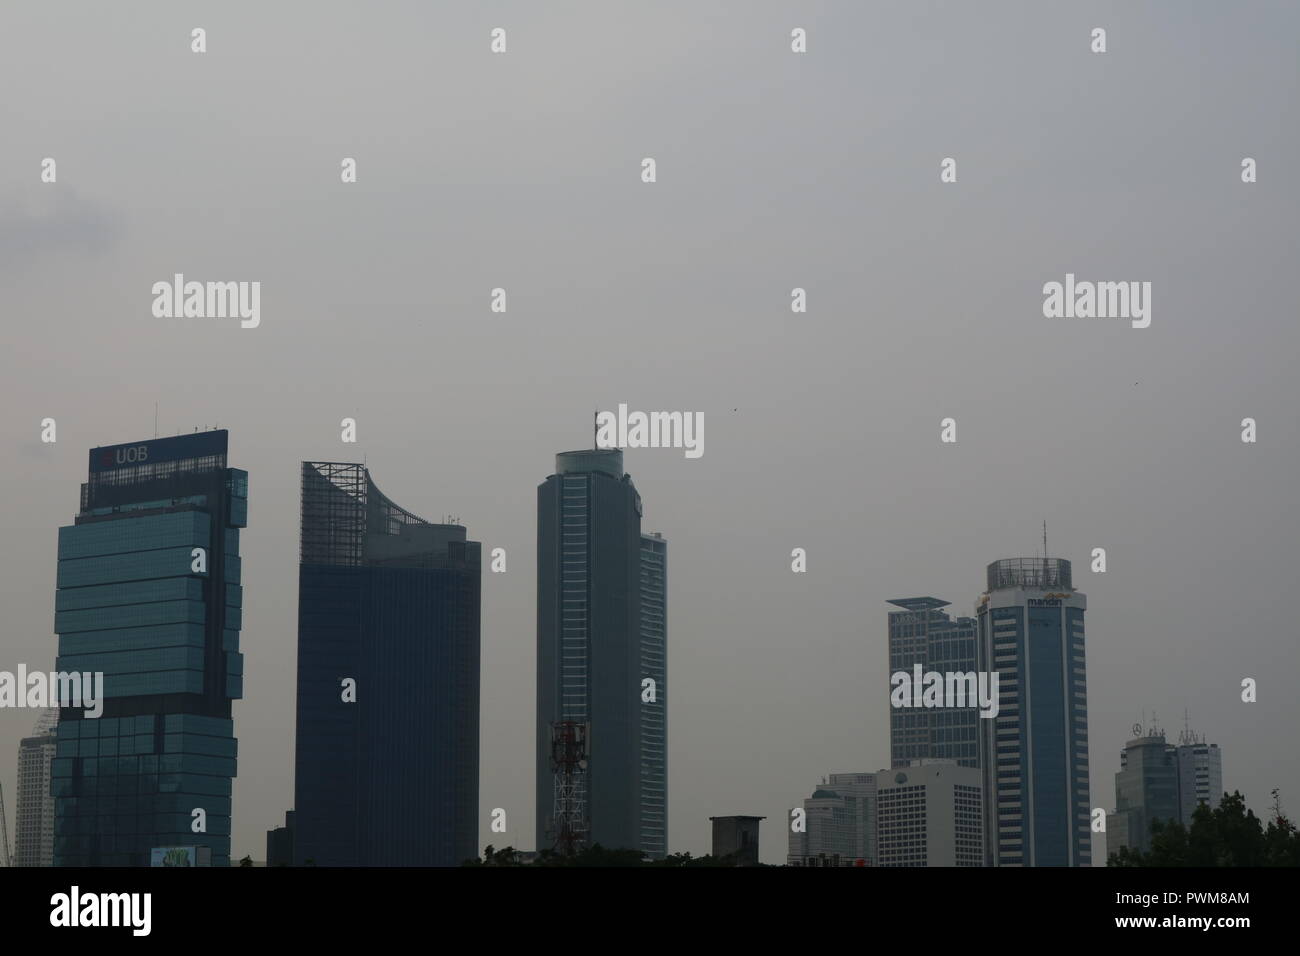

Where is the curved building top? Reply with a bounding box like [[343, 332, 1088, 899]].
[[986, 557, 1072, 592], [301, 461, 473, 568], [556, 448, 624, 479]]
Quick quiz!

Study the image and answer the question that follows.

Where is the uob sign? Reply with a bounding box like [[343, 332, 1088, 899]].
[[102, 445, 149, 467]]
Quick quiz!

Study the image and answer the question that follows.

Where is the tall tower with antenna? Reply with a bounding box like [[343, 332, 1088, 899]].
[[536, 446, 666, 858], [977, 536, 1089, 866]]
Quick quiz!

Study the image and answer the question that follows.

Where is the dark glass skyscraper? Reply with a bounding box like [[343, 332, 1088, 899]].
[[1106, 731, 1179, 858], [294, 462, 480, 866], [536, 448, 667, 857], [53, 430, 245, 866], [976, 557, 1089, 866], [638, 532, 668, 856], [887, 597, 979, 769]]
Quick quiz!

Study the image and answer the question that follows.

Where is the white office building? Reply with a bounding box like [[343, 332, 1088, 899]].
[[788, 772, 877, 866], [16, 709, 58, 867], [876, 760, 983, 867], [1174, 732, 1223, 825]]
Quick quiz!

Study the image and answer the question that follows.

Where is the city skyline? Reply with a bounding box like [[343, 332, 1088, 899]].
[[1, 420, 1273, 865], [3, 1, 1298, 866]]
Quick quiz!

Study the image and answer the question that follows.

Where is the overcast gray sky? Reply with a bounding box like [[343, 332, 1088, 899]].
[[2, 1, 1297, 865]]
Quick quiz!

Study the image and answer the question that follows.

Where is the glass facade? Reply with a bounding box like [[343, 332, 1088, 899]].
[[887, 598, 979, 768], [536, 449, 665, 857], [294, 462, 480, 866], [976, 558, 1090, 867], [53, 431, 244, 867], [639, 533, 668, 858], [1107, 733, 1180, 858]]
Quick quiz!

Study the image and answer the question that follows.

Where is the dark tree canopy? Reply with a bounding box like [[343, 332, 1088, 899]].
[[1109, 791, 1300, 867], [463, 844, 761, 867]]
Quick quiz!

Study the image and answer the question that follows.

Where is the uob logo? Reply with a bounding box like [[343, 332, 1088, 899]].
[[114, 446, 148, 465]]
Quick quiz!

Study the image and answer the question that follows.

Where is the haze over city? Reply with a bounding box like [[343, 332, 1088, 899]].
[[2, 1, 1297, 865]]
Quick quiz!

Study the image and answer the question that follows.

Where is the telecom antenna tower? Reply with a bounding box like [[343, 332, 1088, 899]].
[[549, 721, 590, 856]]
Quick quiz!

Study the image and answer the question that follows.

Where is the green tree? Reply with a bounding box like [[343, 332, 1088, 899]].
[[1109, 790, 1300, 866], [462, 844, 525, 866], [464, 843, 770, 866], [650, 850, 753, 867]]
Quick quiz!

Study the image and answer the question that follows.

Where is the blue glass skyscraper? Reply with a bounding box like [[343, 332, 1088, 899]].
[[1106, 730, 1180, 858], [638, 532, 668, 857], [535, 448, 667, 858], [887, 597, 979, 769], [976, 557, 1090, 866], [52, 430, 245, 866], [294, 462, 480, 866]]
